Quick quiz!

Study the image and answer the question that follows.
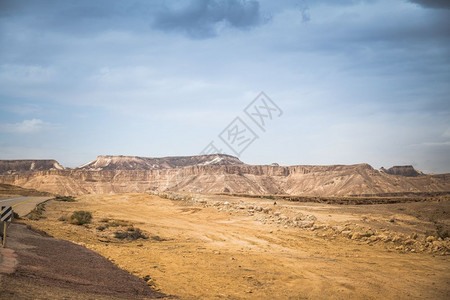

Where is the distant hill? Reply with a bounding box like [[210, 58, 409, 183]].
[[75, 154, 244, 171], [380, 165, 423, 177], [0, 155, 448, 197], [0, 159, 64, 175], [0, 183, 52, 197]]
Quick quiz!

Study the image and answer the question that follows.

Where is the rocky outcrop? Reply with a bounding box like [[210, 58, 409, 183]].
[[75, 154, 243, 171], [0, 160, 64, 175], [380, 166, 423, 177], [0, 162, 448, 197]]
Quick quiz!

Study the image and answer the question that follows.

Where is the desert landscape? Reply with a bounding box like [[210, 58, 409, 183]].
[[1, 1, 449, 299], [10, 191, 450, 299], [1, 155, 449, 299]]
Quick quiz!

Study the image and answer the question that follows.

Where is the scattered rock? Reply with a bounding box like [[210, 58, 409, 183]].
[[263, 208, 272, 214], [299, 221, 314, 228], [306, 215, 317, 221], [426, 236, 436, 243]]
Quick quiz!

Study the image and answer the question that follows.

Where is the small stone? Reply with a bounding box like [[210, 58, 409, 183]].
[[404, 239, 415, 246], [426, 236, 436, 243], [306, 215, 317, 221], [300, 221, 314, 228], [351, 233, 362, 240], [369, 235, 379, 242]]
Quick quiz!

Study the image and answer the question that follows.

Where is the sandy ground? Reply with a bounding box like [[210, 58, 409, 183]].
[[23, 193, 449, 299]]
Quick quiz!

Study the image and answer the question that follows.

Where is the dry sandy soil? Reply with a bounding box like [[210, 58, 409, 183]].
[[23, 193, 449, 299]]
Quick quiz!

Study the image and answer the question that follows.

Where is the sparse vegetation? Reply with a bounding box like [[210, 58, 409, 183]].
[[53, 195, 76, 202], [109, 219, 132, 227], [58, 215, 67, 222], [70, 210, 92, 225], [151, 235, 166, 242], [28, 203, 47, 220], [114, 227, 148, 240], [264, 195, 276, 200], [97, 224, 109, 231], [362, 233, 374, 238]]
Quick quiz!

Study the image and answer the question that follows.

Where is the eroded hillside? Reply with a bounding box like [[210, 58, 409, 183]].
[[0, 155, 448, 196]]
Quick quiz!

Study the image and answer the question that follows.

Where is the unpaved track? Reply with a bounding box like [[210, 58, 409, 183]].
[[25, 194, 450, 299], [0, 223, 165, 299]]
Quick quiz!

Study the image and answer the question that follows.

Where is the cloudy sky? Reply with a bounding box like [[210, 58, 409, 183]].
[[0, 0, 449, 173]]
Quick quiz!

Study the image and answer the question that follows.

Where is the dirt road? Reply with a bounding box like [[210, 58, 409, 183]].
[[24, 193, 450, 299]]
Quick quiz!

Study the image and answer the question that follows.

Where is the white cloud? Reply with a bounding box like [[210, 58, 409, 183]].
[[0, 119, 48, 134], [443, 128, 450, 138]]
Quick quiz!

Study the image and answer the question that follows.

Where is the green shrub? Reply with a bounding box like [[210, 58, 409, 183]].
[[264, 195, 275, 200], [70, 211, 92, 225], [97, 224, 108, 231], [109, 220, 131, 227], [54, 195, 76, 202], [114, 228, 148, 240], [28, 203, 46, 220]]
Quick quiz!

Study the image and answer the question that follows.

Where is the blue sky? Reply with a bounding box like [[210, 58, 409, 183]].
[[0, 0, 449, 173]]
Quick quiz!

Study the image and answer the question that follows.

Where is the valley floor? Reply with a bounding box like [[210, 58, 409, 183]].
[[22, 193, 450, 299]]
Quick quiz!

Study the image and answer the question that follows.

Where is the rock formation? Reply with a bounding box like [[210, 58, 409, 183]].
[[0, 155, 449, 196], [0, 159, 64, 175], [380, 165, 423, 177]]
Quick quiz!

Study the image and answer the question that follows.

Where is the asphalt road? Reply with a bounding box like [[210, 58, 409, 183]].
[[0, 197, 52, 217]]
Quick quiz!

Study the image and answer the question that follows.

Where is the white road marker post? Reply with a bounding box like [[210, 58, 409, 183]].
[[1, 206, 13, 248]]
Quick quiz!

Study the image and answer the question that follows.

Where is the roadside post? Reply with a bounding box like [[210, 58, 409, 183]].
[[1, 206, 13, 248]]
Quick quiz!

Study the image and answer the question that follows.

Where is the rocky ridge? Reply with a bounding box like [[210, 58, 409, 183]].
[[380, 165, 423, 177], [154, 191, 450, 255], [0, 159, 64, 175], [0, 155, 448, 196], [75, 154, 243, 171]]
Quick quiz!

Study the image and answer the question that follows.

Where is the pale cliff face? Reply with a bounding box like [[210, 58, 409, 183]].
[[0, 161, 448, 197], [74, 154, 244, 171], [0, 159, 64, 175], [0, 155, 448, 196]]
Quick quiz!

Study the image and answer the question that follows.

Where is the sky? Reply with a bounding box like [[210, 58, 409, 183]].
[[0, 0, 449, 173]]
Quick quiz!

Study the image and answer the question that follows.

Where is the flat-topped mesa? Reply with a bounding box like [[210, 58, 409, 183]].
[[75, 154, 244, 171], [0, 159, 64, 175], [0, 156, 447, 197], [380, 165, 423, 177]]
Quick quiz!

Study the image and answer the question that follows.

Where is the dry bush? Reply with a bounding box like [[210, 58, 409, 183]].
[[70, 211, 92, 225], [28, 203, 46, 220], [53, 195, 76, 202], [114, 227, 148, 240]]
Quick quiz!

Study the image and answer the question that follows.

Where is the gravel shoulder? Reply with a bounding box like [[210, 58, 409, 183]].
[[0, 223, 166, 299]]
